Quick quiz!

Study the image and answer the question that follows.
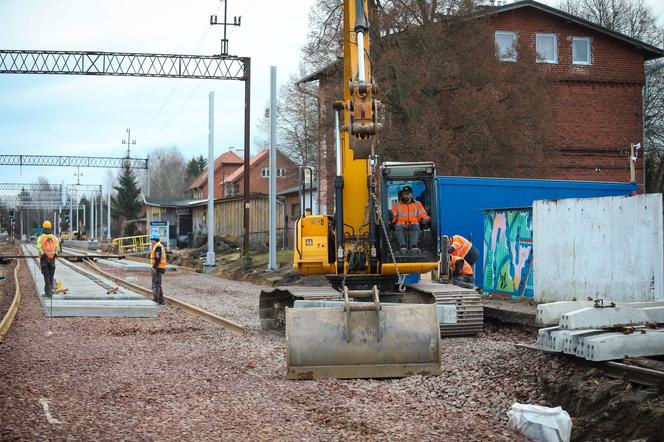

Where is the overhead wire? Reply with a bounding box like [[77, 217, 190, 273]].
[[140, 1, 225, 147]]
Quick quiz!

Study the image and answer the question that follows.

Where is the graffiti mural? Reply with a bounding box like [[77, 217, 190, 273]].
[[483, 208, 534, 298]]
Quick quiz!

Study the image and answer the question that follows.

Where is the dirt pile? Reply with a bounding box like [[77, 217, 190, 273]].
[[543, 366, 664, 441]]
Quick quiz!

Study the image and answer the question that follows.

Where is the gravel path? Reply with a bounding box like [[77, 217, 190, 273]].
[[0, 261, 558, 441]]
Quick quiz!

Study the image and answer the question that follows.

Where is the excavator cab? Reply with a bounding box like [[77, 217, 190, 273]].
[[380, 161, 438, 264]]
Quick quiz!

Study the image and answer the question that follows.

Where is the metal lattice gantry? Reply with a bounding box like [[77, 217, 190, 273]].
[[0, 48, 253, 253], [0, 50, 248, 80], [0, 155, 148, 169], [0, 183, 102, 210]]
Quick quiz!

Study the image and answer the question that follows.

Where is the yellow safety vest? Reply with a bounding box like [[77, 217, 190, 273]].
[[150, 242, 167, 269]]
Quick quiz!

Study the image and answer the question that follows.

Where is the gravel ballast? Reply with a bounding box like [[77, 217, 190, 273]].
[[1, 263, 560, 440]]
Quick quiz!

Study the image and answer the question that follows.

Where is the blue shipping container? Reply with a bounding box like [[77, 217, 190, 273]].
[[436, 176, 637, 288]]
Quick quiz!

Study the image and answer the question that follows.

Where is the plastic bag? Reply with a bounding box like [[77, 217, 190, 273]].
[[507, 402, 572, 442]]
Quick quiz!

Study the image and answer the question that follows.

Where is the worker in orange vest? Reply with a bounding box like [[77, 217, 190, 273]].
[[391, 185, 430, 253], [150, 234, 167, 305], [450, 254, 474, 288], [449, 234, 479, 266], [36, 220, 61, 298]]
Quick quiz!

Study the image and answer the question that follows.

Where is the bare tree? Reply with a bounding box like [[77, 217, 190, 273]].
[[255, 69, 321, 168], [141, 146, 189, 199]]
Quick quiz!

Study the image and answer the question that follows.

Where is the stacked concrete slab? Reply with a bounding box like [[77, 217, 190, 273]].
[[536, 301, 664, 362]]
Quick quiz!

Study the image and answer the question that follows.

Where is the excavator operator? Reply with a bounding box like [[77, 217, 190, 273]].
[[391, 185, 430, 253]]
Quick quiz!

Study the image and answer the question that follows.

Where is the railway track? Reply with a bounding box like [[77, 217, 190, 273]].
[[0, 259, 21, 342], [516, 343, 664, 388], [32, 245, 247, 335]]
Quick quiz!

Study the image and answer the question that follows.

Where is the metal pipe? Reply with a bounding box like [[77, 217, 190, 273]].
[[357, 31, 365, 83], [335, 110, 342, 176]]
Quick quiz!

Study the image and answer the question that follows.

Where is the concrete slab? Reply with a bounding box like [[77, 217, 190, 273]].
[[22, 245, 157, 318], [293, 300, 458, 325], [537, 300, 664, 326], [562, 329, 604, 355], [536, 301, 595, 326], [536, 326, 559, 351], [95, 258, 177, 272], [580, 330, 664, 361], [560, 307, 652, 330]]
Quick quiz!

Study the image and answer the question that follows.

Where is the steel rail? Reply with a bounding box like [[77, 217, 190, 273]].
[[0, 260, 22, 341], [83, 258, 246, 334]]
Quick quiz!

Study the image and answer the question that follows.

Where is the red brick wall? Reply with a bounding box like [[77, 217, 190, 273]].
[[491, 7, 645, 187], [232, 151, 299, 196]]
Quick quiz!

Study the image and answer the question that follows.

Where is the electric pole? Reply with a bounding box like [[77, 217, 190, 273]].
[[210, 0, 241, 56]]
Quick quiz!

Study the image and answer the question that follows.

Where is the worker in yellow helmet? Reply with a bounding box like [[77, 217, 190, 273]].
[[36, 220, 61, 298], [149, 234, 167, 305]]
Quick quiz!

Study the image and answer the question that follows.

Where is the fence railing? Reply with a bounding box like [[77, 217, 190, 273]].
[[112, 235, 150, 255]]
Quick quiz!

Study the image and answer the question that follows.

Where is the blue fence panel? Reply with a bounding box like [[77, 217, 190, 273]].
[[437, 176, 636, 288]]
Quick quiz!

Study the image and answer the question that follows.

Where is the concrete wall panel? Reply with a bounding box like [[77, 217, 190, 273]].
[[533, 194, 663, 302]]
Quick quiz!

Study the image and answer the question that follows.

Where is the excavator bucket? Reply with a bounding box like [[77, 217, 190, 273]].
[[286, 297, 441, 379]]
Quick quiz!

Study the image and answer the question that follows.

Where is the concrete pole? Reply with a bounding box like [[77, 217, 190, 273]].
[[268, 66, 277, 271], [90, 194, 95, 240], [69, 195, 73, 239], [107, 191, 111, 240], [75, 190, 79, 234], [206, 91, 215, 267], [146, 155, 150, 198], [99, 191, 103, 241]]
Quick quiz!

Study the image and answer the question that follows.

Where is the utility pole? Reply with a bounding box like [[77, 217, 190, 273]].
[[206, 92, 216, 271], [210, 0, 241, 56], [268, 66, 277, 271], [122, 128, 136, 159]]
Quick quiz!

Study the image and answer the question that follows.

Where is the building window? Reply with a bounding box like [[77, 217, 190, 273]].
[[572, 37, 592, 65], [224, 183, 239, 197], [495, 31, 517, 62], [261, 167, 286, 178], [536, 33, 557, 64], [291, 203, 300, 218]]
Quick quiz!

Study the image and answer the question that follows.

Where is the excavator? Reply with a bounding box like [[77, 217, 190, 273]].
[[260, 0, 482, 380]]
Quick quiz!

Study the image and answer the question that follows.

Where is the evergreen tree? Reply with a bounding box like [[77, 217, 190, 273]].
[[185, 155, 208, 184], [112, 163, 142, 235]]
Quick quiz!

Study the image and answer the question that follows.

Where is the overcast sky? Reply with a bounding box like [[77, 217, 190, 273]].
[[1, 0, 663, 193], [0, 0, 315, 190]]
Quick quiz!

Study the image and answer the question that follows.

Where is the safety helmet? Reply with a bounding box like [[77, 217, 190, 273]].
[[42, 220, 52, 229], [401, 185, 413, 193], [150, 234, 160, 241]]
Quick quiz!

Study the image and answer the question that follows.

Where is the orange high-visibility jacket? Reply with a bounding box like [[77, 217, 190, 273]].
[[451, 255, 473, 276], [36, 234, 60, 259], [150, 241, 167, 269], [450, 235, 472, 258], [392, 200, 427, 225]]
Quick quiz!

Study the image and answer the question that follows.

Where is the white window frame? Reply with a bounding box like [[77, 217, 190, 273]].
[[261, 167, 286, 178], [495, 31, 518, 62], [572, 36, 592, 65], [535, 33, 558, 64]]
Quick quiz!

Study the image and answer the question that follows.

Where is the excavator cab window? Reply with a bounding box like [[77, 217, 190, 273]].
[[380, 163, 438, 263]]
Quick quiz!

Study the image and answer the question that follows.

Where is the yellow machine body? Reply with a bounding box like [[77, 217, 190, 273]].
[[293, 215, 335, 275]]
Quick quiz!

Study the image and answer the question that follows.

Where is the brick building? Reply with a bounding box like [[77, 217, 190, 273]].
[[485, 0, 664, 189], [221, 148, 300, 198], [189, 150, 243, 199], [300, 0, 664, 212]]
